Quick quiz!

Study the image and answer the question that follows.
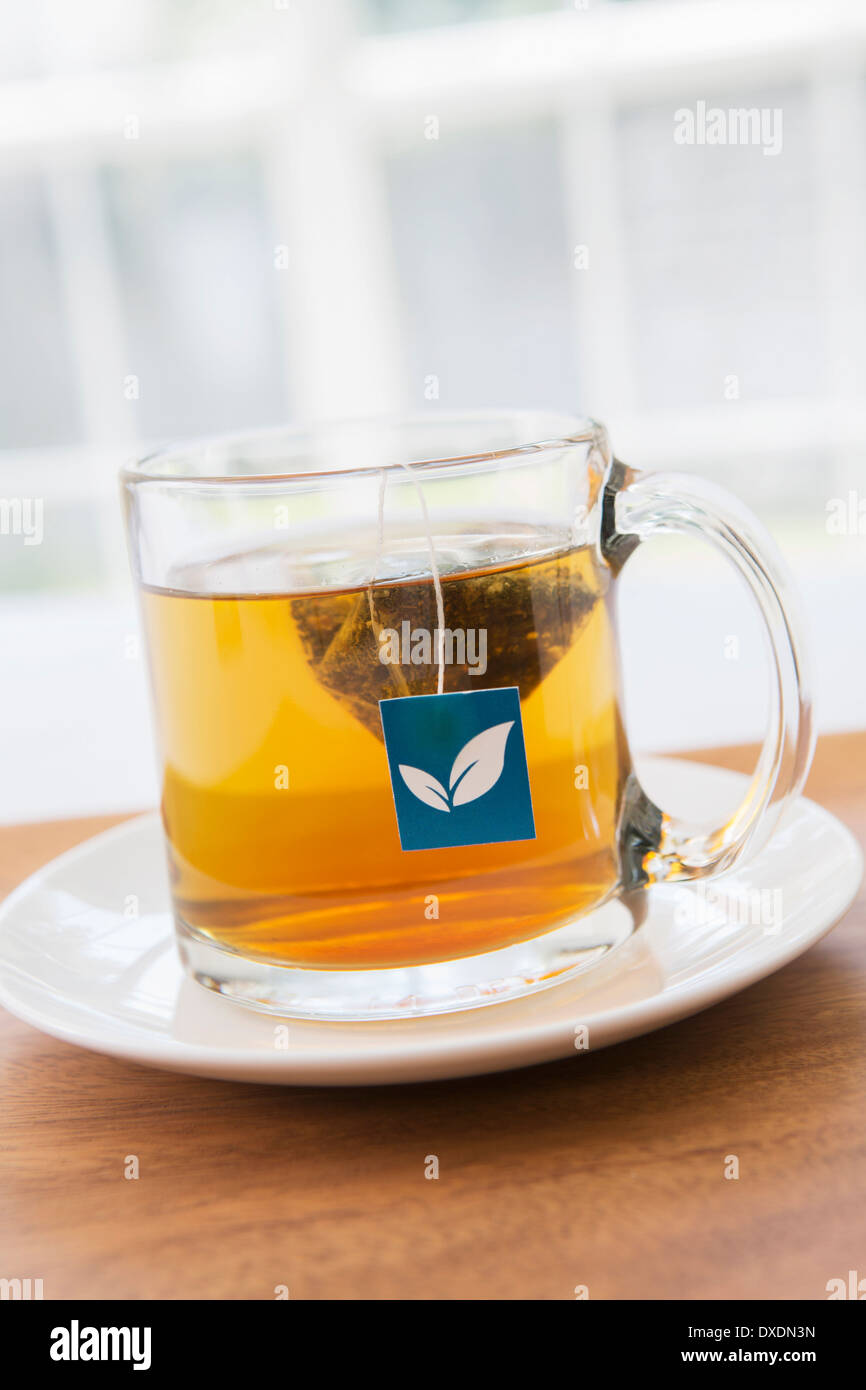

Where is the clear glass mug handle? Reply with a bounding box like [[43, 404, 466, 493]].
[[602, 461, 815, 888]]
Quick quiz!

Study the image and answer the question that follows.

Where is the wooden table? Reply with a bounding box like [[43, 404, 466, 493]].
[[1, 734, 864, 1301]]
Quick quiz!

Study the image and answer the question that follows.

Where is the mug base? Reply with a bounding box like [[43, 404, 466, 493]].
[[175, 899, 637, 1020]]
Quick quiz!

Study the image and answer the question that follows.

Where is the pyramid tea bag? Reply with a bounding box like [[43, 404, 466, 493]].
[[290, 546, 600, 740]]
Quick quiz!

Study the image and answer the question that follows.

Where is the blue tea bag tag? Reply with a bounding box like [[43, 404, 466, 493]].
[[379, 687, 536, 852]]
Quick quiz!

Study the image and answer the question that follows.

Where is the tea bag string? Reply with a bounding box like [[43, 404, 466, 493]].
[[367, 463, 446, 696]]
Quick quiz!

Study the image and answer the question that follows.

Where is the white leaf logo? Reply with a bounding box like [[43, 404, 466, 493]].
[[449, 721, 514, 806], [397, 720, 515, 813], [398, 765, 451, 812]]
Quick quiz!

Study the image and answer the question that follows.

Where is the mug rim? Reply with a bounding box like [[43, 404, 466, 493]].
[[121, 410, 604, 487]]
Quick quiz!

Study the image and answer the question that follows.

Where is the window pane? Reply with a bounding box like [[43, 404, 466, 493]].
[[618, 85, 820, 410], [102, 154, 289, 439], [387, 121, 577, 408], [0, 174, 84, 448]]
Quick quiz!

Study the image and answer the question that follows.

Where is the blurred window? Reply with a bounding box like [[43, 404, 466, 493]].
[[0, 0, 863, 818]]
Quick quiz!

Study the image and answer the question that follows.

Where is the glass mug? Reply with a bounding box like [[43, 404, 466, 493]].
[[122, 412, 813, 1018]]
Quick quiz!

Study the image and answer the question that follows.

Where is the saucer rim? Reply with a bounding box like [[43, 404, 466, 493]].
[[0, 760, 861, 1085]]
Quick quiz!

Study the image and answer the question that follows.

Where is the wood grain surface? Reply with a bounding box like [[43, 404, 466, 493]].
[[1, 734, 864, 1301]]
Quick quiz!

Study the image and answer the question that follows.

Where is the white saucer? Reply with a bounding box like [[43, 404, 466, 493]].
[[0, 759, 860, 1086]]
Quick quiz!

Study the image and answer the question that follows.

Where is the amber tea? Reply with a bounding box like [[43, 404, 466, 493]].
[[124, 414, 813, 1019], [142, 529, 631, 971]]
